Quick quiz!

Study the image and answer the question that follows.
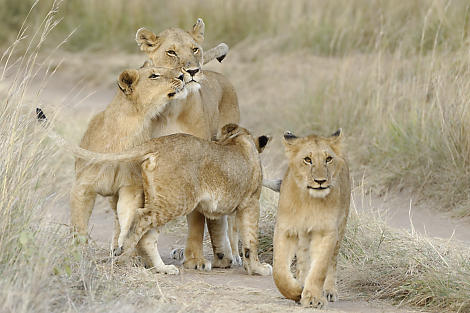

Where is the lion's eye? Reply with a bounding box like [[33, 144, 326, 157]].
[[149, 73, 160, 79], [304, 157, 312, 164], [326, 156, 333, 163], [193, 47, 199, 54], [166, 50, 177, 56]]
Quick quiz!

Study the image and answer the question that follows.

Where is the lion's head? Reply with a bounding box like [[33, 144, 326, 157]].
[[117, 66, 186, 118], [135, 18, 206, 93], [216, 123, 271, 153], [283, 129, 345, 198]]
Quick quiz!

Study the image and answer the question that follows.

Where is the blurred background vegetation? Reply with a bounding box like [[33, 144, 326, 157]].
[[1, 0, 469, 55]]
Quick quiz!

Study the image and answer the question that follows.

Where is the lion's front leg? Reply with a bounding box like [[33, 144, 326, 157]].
[[70, 183, 97, 237], [108, 195, 120, 250], [300, 231, 337, 309], [295, 234, 311, 284]]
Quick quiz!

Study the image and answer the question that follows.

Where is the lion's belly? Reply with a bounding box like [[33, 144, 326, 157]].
[[196, 192, 240, 220]]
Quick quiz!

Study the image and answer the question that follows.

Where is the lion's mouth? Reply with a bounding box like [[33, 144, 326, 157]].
[[307, 186, 329, 190]]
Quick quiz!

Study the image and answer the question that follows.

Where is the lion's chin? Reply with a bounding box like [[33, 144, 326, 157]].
[[307, 187, 331, 198], [173, 88, 188, 100], [185, 81, 201, 94]]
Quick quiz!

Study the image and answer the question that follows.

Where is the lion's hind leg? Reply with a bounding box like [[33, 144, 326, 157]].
[[116, 186, 142, 249], [137, 229, 179, 275], [236, 200, 272, 276], [183, 210, 212, 271], [207, 216, 233, 268], [227, 214, 242, 266]]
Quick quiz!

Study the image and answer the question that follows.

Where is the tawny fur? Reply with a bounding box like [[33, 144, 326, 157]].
[[70, 124, 273, 277], [69, 66, 186, 274], [135, 18, 240, 270], [273, 130, 350, 309]]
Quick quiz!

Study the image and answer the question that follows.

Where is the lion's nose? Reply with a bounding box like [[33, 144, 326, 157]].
[[185, 68, 199, 77], [314, 178, 327, 185]]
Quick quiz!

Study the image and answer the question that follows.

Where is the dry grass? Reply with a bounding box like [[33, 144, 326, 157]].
[[257, 187, 470, 313], [2, 1, 470, 312], [1, 0, 469, 55]]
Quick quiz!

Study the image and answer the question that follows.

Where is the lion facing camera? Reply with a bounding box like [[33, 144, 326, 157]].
[[273, 129, 350, 309]]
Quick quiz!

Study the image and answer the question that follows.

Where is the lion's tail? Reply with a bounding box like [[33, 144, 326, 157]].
[[203, 43, 229, 65], [36, 108, 152, 163], [273, 268, 302, 302], [272, 226, 303, 301], [262, 179, 282, 192]]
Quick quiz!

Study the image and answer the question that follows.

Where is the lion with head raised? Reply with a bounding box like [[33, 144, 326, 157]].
[[135, 19, 240, 270]]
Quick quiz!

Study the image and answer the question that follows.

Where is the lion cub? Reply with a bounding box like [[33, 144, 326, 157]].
[[65, 66, 186, 273], [73, 124, 271, 276], [273, 129, 350, 308]]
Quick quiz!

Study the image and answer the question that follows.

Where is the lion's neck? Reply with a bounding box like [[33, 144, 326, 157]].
[[103, 94, 153, 151], [150, 93, 209, 139]]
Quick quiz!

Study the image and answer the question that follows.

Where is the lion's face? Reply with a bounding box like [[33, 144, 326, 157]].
[[117, 66, 186, 118], [283, 130, 344, 198], [135, 19, 205, 93]]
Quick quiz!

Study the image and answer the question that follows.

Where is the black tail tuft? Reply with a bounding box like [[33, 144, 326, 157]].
[[216, 54, 226, 63], [36, 108, 47, 122]]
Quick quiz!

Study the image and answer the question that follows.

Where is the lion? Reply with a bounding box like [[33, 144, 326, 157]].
[[134, 18, 241, 270], [272, 129, 350, 308], [47, 123, 273, 276], [54, 66, 187, 274]]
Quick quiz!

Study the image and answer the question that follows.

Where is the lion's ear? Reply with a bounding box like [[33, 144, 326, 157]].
[[190, 18, 205, 43], [118, 69, 139, 95], [221, 123, 239, 135], [140, 60, 153, 68], [283, 131, 299, 145], [282, 131, 301, 156], [256, 135, 271, 153], [328, 128, 344, 155], [136, 28, 160, 53]]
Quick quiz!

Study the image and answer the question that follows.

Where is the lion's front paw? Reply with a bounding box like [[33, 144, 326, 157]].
[[300, 288, 326, 309], [212, 253, 233, 269], [183, 257, 212, 271], [232, 254, 242, 266], [324, 288, 338, 302], [155, 264, 179, 275], [170, 248, 184, 260], [114, 246, 123, 256], [247, 262, 272, 276]]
